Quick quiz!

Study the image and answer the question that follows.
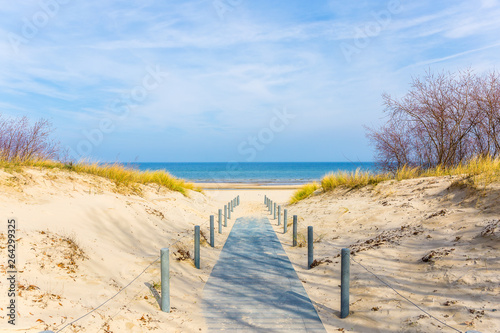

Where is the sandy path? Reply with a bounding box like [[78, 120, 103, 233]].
[[1, 169, 498, 332]]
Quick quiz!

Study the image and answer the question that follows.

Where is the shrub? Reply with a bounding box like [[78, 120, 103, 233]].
[[321, 169, 389, 191], [0, 114, 59, 162], [289, 155, 500, 203], [366, 69, 500, 170], [290, 182, 319, 204]]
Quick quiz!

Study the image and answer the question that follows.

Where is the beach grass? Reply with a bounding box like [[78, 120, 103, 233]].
[[321, 169, 390, 192], [290, 155, 500, 203], [0, 159, 200, 196], [290, 182, 320, 204]]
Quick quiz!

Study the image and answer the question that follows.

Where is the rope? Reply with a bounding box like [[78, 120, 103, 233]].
[[55, 256, 160, 332], [350, 256, 462, 333], [55, 205, 230, 332], [266, 200, 462, 333], [96, 283, 149, 333], [97, 228, 233, 333]]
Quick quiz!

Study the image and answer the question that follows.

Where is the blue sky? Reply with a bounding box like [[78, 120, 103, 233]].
[[1, 0, 499, 162]]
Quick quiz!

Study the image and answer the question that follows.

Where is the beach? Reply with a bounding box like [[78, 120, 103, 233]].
[[3, 0, 500, 332], [0, 167, 499, 332]]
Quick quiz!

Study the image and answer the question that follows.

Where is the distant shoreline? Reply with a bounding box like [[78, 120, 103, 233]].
[[195, 182, 302, 190], [126, 161, 379, 186]]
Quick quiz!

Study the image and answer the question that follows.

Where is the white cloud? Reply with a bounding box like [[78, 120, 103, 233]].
[[1, 0, 500, 161], [481, 0, 499, 8]]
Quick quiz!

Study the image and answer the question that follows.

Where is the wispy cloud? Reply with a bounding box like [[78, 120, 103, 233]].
[[401, 42, 500, 70], [0, 0, 499, 161]]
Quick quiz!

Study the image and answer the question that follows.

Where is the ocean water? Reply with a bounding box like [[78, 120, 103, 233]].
[[126, 162, 378, 185]]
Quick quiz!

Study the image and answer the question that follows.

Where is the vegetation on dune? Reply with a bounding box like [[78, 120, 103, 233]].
[[0, 113, 198, 196], [395, 155, 500, 186], [290, 156, 500, 203], [0, 114, 59, 162], [290, 182, 319, 204], [71, 162, 200, 195], [0, 159, 200, 196], [321, 169, 390, 191], [366, 68, 500, 170], [290, 169, 390, 204], [289, 67, 500, 204]]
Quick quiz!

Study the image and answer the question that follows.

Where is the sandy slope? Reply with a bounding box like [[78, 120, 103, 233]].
[[0, 168, 499, 332], [0, 167, 243, 333], [265, 176, 500, 333]]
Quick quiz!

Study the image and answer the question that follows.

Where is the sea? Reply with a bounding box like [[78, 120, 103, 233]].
[[127, 162, 378, 185]]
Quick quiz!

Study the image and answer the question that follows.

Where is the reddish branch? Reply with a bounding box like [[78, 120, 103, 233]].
[[0, 114, 59, 162], [367, 69, 500, 170]]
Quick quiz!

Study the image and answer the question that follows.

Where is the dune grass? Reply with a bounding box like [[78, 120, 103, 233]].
[[0, 159, 199, 196], [395, 155, 500, 185], [321, 169, 391, 192], [288, 169, 391, 203], [290, 182, 319, 204], [289, 156, 500, 204]]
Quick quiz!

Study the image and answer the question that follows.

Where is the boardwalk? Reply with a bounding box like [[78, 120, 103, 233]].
[[203, 216, 326, 332]]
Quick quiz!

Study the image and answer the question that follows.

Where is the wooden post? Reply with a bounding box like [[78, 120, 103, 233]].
[[210, 215, 215, 248], [284, 209, 288, 233], [218, 209, 222, 234], [160, 248, 170, 312], [224, 205, 228, 226], [341, 248, 350, 318], [293, 215, 298, 247], [278, 205, 281, 226], [194, 226, 200, 269], [308, 226, 313, 269]]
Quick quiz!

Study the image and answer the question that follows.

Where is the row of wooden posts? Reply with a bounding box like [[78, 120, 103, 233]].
[[160, 194, 349, 319], [264, 195, 350, 319], [160, 195, 240, 313]]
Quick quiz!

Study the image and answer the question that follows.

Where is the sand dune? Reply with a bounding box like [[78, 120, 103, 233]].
[[271, 176, 500, 333], [0, 168, 498, 332], [0, 168, 235, 332]]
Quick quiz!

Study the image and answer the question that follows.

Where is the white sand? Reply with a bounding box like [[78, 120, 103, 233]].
[[0, 168, 236, 332], [0, 168, 498, 332], [266, 177, 500, 333]]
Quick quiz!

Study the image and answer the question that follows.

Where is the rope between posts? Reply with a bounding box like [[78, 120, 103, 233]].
[[96, 283, 149, 333], [265, 198, 463, 333], [55, 206, 226, 332], [350, 256, 462, 333], [55, 256, 160, 332]]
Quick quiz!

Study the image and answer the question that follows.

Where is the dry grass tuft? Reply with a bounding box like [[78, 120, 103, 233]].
[[290, 156, 500, 203], [173, 246, 191, 261], [296, 232, 307, 248], [321, 169, 390, 192], [290, 182, 319, 204], [0, 158, 200, 196], [310, 258, 332, 269]]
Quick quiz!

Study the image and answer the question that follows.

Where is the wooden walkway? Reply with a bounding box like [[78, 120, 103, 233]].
[[202, 216, 326, 332]]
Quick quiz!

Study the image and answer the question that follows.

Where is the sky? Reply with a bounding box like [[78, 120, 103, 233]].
[[1, 0, 500, 162]]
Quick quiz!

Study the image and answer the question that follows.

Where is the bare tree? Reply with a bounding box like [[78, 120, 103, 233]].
[[367, 69, 500, 170], [471, 72, 500, 157], [0, 114, 59, 162]]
